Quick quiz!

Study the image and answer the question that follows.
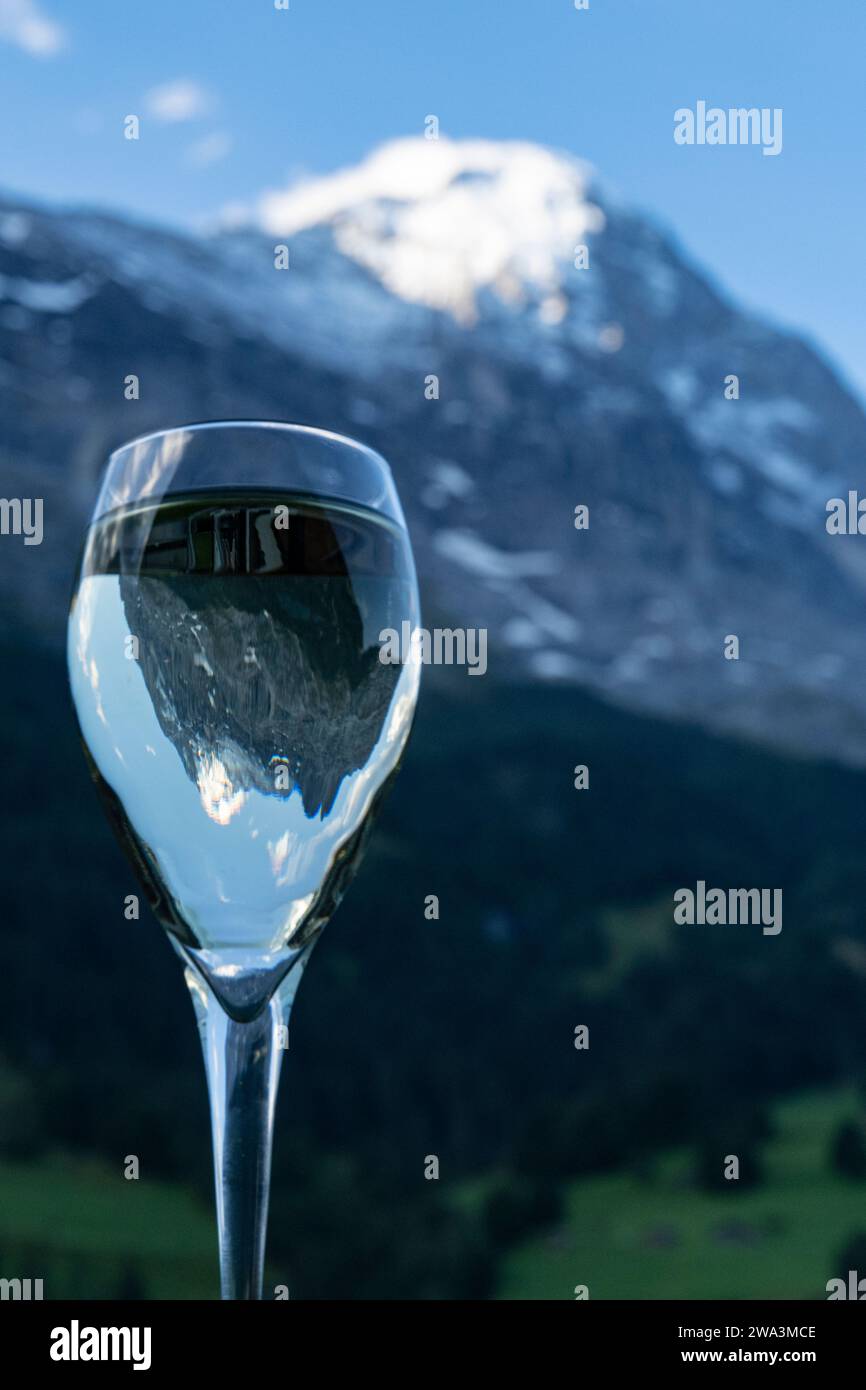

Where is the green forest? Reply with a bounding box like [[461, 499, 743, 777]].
[[3, 639, 866, 1298]]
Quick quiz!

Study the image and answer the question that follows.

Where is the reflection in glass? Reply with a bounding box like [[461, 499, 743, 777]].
[[67, 424, 421, 1296]]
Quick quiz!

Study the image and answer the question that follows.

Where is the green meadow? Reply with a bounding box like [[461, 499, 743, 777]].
[[497, 1089, 866, 1300], [0, 1153, 217, 1299], [0, 1088, 863, 1300]]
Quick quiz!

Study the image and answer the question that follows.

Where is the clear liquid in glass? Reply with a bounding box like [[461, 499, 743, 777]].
[[67, 489, 420, 1019]]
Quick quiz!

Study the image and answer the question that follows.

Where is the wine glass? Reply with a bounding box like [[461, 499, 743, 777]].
[[66, 421, 422, 1298]]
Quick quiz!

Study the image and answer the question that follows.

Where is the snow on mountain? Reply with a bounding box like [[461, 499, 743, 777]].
[[255, 137, 604, 323]]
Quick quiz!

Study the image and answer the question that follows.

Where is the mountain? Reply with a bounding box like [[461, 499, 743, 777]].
[[2, 135, 866, 764]]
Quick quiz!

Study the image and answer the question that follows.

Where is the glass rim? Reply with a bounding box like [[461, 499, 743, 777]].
[[107, 418, 390, 469], [93, 418, 407, 529]]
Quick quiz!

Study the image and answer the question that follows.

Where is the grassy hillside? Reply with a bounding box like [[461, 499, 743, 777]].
[[0, 1153, 217, 1299], [1, 1089, 864, 1299], [497, 1089, 865, 1300]]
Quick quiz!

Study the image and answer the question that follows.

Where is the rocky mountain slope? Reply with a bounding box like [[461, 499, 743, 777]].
[[2, 136, 866, 764]]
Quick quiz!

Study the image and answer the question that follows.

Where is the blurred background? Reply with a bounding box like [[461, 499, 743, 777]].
[[2, 0, 866, 1299]]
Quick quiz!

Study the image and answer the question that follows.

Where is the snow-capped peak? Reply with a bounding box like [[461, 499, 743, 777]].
[[254, 136, 605, 322]]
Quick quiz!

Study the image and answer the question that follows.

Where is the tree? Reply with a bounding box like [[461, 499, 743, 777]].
[[831, 1121, 866, 1180]]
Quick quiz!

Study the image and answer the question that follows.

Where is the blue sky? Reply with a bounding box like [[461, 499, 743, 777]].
[[2, 0, 865, 395]]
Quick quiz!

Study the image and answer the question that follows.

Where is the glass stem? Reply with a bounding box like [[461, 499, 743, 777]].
[[189, 978, 291, 1300]]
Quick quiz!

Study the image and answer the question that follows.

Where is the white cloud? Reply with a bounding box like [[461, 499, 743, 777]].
[[186, 131, 233, 168], [0, 0, 65, 56], [145, 79, 211, 123]]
